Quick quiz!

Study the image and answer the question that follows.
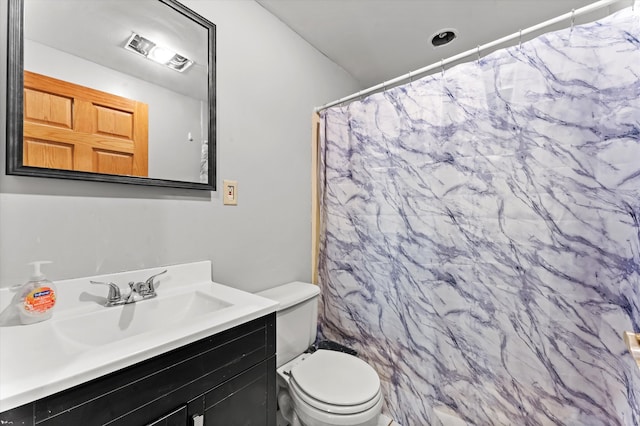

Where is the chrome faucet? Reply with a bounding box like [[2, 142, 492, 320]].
[[91, 269, 167, 307], [139, 269, 167, 297]]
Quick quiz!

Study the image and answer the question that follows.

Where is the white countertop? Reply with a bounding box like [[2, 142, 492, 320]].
[[0, 261, 278, 412]]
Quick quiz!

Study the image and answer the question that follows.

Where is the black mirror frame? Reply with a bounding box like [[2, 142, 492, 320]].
[[6, 0, 216, 191]]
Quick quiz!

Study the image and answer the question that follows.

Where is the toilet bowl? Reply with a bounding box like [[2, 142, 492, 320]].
[[277, 350, 383, 426], [256, 282, 383, 426]]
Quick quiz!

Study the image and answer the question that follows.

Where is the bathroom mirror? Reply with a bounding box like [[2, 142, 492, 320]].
[[6, 0, 216, 190]]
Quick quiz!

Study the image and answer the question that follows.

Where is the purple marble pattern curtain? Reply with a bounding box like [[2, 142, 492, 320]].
[[318, 8, 640, 426]]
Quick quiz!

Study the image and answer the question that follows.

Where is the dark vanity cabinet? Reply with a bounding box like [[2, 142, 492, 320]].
[[0, 314, 276, 426]]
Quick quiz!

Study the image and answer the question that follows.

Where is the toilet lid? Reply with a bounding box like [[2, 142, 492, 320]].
[[289, 350, 380, 407]]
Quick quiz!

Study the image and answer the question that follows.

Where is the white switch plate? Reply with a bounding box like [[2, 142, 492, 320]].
[[223, 180, 238, 205]]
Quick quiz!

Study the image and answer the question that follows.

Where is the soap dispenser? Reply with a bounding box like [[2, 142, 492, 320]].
[[16, 261, 57, 325]]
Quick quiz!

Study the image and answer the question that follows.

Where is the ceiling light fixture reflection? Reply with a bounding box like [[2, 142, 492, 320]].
[[124, 33, 194, 72]]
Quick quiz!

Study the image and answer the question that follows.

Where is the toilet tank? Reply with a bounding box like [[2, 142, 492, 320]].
[[257, 282, 320, 367]]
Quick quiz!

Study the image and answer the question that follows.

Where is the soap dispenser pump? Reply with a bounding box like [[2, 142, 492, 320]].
[[16, 261, 57, 325]]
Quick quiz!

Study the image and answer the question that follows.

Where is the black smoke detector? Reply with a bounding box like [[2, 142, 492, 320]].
[[431, 29, 457, 47]]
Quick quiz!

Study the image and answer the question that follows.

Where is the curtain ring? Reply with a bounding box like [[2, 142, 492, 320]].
[[519, 30, 522, 49], [441, 59, 445, 78], [408, 71, 413, 82], [476, 45, 481, 63], [571, 9, 576, 29]]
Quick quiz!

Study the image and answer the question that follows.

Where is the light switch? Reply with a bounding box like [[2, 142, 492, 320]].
[[223, 179, 238, 205]]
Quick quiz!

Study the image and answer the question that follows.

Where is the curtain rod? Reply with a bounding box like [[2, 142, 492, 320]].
[[315, 0, 632, 112]]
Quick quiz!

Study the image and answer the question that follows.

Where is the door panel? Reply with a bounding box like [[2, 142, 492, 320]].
[[23, 87, 73, 128], [95, 105, 134, 139], [94, 150, 134, 175], [23, 138, 74, 170]]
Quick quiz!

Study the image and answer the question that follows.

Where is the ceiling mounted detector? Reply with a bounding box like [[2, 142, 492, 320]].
[[431, 28, 457, 47]]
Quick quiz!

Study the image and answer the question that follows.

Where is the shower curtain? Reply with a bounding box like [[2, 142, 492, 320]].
[[318, 8, 640, 426]]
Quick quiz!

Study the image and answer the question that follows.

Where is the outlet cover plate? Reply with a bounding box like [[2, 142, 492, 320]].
[[223, 180, 238, 205]]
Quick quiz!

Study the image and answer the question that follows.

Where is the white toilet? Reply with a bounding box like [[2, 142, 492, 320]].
[[257, 282, 383, 426]]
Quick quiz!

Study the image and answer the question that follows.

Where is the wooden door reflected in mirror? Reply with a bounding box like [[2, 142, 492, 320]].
[[24, 71, 149, 177]]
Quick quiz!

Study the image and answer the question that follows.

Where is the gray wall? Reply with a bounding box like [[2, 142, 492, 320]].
[[0, 0, 360, 291]]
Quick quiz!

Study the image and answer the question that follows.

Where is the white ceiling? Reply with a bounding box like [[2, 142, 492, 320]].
[[256, 0, 631, 89], [24, 0, 209, 100], [23, 0, 632, 100]]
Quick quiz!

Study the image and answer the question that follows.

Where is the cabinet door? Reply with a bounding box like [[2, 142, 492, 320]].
[[194, 358, 275, 426], [147, 405, 188, 426]]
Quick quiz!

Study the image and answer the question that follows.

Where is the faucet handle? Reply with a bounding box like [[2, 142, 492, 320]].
[[144, 269, 167, 294], [127, 281, 139, 303], [90, 280, 123, 305]]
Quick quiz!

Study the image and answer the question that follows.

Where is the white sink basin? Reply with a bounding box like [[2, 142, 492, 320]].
[[55, 290, 232, 347]]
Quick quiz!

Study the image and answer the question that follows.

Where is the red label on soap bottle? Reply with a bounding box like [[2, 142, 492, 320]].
[[24, 287, 56, 313]]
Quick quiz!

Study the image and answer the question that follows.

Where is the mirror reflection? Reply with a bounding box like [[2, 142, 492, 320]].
[[10, 0, 215, 189]]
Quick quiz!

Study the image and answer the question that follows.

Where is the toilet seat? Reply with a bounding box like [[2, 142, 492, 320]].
[[289, 378, 382, 416], [289, 350, 381, 415]]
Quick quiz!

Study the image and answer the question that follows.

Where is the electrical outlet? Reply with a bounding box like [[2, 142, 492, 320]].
[[223, 180, 238, 205]]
